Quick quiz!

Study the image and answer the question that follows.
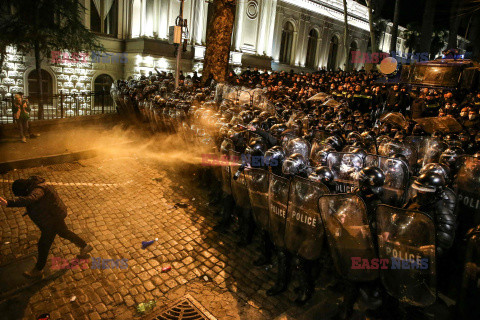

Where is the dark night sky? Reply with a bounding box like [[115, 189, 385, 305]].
[[379, 0, 468, 36]]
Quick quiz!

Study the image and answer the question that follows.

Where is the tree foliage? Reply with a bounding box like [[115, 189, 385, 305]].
[[0, 0, 103, 118]]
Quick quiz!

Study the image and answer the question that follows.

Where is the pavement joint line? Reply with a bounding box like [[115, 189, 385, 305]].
[[0, 180, 134, 187]]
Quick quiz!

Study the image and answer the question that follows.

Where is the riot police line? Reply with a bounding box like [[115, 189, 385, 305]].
[[111, 79, 480, 319]]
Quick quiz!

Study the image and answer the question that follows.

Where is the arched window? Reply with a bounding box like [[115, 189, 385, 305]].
[[279, 22, 294, 64], [28, 69, 53, 97], [305, 29, 319, 69], [28, 69, 53, 119], [93, 74, 114, 114], [327, 36, 339, 71]]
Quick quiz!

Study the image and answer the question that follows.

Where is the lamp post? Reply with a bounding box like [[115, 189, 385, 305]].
[[175, 0, 185, 89]]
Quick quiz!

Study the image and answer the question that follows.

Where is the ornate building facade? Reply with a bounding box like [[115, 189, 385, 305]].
[[0, 0, 415, 102]]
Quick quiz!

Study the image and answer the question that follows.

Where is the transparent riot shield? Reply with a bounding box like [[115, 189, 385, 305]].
[[459, 226, 480, 318], [318, 194, 378, 281], [220, 139, 234, 195], [455, 156, 480, 239], [364, 155, 409, 206], [417, 138, 448, 169], [268, 173, 291, 249], [245, 168, 270, 231], [229, 151, 251, 209], [378, 140, 417, 168], [285, 138, 311, 160], [376, 205, 436, 307], [326, 152, 363, 193], [285, 177, 329, 261]]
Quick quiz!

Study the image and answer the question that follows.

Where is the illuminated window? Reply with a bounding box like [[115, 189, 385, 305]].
[[90, 0, 118, 36]]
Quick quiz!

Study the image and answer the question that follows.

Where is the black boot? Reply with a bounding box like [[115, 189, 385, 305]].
[[237, 207, 254, 247], [214, 194, 234, 232], [267, 250, 289, 296], [294, 258, 313, 305], [335, 282, 358, 320], [254, 231, 273, 266]]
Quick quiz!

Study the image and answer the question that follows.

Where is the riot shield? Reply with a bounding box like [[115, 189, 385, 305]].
[[455, 156, 480, 239], [318, 194, 378, 281], [417, 138, 448, 169], [285, 177, 329, 261], [285, 138, 311, 160], [378, 140, 417, 167], [268, 173, 291, 249], [364, 155, 409, 206], [414, 117, 463, 134], [220, 139, 234, 195], [326, 152, 364, 193], [229, 151, 251, 209], [459, 226, 480, 318], [245, 168, 270, 231], [376, 205, 436, 307]]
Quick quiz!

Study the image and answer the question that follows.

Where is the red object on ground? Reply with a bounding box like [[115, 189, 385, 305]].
[[161, 266, 171, 272]]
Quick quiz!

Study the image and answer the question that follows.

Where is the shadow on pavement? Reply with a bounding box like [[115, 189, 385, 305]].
[[0, 253, 67, 320]]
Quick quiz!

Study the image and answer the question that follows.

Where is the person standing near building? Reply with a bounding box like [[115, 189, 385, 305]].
[[0, 176, 92, 279], [12, 92, 38, 143]]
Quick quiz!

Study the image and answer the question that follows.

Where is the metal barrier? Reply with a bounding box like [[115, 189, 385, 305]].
[[0, 90, 116, 123]]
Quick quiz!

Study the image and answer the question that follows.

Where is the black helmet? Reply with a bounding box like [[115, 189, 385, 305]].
[[282, 153, 308, 177], [431, 130, 443, 139], [264, 146, 286, 175], [361, 130, 376, 146], [245, 137, 267, 158], [270, 123, 288, 139], [419, 163, 451, 183], [358, 167, 385, 195], [309, 166, 335, 184], [220, 139, 234, 155], [325, 135, 344, 151], [412, 172, 446, 194], [248, 118, 263, 131], [311, 145, 335, 166], [439, 147, 464, 173], [264, 116, 280, 130], [245, 138, 268, 168], [346, 132, 362, 145], [239, 110, 254, 125]]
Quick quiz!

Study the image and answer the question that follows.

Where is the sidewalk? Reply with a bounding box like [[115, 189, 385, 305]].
[[0, 122, 138, 171]]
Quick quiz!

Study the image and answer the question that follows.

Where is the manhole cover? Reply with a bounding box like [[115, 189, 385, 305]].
[[143, 294, 216, 320]]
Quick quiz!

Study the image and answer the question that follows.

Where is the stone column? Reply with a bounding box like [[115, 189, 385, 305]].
[[256, 0, 269, 55], [272, 7, 283, 62], [266, 0, 278, 58], [234, 0, 246, 51]]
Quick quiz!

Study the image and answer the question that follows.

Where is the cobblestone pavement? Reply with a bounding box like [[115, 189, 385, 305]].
[[0, 150, 335, 320]]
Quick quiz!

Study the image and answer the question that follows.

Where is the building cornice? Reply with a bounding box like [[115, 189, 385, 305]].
[[279, 0, 370, 32]]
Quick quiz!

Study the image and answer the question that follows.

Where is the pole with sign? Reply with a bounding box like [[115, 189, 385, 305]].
[[175, 0, 185, 89]]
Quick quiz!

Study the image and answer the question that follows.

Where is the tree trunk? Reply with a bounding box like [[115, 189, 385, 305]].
[[342, 0, 350, 71], [0, 45, 6, 73], [447, 0, 461, 49], [417, 0, 437, 56], [366, 0, 377, 54], [34, 42, 44, 120], [389, 0, 400, 52], [202, 0, 236, 84]]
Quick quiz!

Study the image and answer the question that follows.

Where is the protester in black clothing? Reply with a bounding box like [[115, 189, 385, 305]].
[[0, 176, 92, 279]]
